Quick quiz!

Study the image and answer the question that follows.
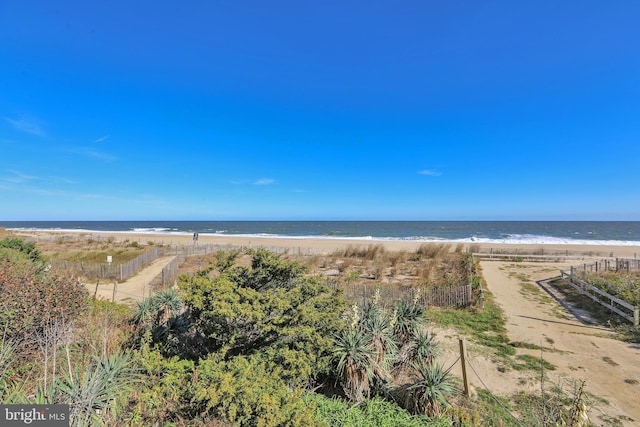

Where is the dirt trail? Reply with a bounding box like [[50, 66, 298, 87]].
[[88, 255, 176, 305], [479, 260, 640, 426]]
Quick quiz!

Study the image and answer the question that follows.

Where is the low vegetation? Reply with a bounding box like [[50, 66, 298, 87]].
[[1, 235, 599, 425], [584, 271, 640, 307], [40, 237, 150, 264], [548, 275, 640, 343]]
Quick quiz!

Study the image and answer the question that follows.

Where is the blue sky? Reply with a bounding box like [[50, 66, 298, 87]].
[[1, 1, 639, 221]]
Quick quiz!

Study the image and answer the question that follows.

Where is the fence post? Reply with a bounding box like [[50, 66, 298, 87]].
[[635, 307, 639, 327], [459, 339, 470, 397]]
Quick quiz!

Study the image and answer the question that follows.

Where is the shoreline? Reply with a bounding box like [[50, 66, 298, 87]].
[[12, 229, 640, 258]]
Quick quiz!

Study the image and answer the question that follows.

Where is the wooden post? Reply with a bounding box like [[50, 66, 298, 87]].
[[634, 307, 639, 327], [112, 282, 117, 302], [459, 338, 470, 397], [93, 278, 100, 301]]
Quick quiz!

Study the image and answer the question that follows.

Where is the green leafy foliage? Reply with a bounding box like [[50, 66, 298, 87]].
[[132, 345, 319, 426], [0, 237, 45, 264], [193, 355, 319, 426], [306, 394, 450, 427], [228, 248, 308, 291], [0, 241, 89, 357], [586, 271, 640, 306], [132, 344, 197, 424], [180, 250, 347, 384]]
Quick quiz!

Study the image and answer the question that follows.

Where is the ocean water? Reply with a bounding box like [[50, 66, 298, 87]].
[[2, 221, 640, 246]]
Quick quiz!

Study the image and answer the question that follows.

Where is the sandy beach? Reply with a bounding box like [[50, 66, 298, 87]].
[[14, 229, 640, 259]]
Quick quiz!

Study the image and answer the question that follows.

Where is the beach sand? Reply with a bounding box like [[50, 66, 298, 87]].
[[14, 229, 640, 258]]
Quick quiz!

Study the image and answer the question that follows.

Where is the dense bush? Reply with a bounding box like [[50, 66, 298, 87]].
[[0, 237, 45, 264], [129, 249, 348, 425], [0, 239, 89, 359], [306, 394, 450, 427], [180, 248, 347, 385]]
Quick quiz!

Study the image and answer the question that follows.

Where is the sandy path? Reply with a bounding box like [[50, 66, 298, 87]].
[[480, 261, 640, 426], [89, 255, 176, 305]]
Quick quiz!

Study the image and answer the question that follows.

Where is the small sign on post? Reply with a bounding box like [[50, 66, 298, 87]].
[[107, 256, 113, 281]]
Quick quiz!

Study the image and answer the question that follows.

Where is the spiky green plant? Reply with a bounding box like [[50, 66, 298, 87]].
[[132, 297, 156, 326], [52, 352, 139, 427], [133, 290, 185, 342], [395, 326, 441, 373], [333, 329, 379, 402], [362, 302, 397, 374], [404, 361, 459, 417], [393, 300, 424, 343], [0, 337, 23, 402]]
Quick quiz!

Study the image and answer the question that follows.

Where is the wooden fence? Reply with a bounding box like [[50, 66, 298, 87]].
[[559, 270, 639, 326], [49, 248, 160, 281], [473, 253, 583, 262], [570, 258, 640, 276], [177, 243, 319, 256], [332, 282, 473, 309], [149, 253, 185, 290]]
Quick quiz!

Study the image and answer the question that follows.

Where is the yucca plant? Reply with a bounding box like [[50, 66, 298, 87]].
[[0, 337, 24, 403], [393, 299, 424, 343], [362, 303, 397, 373], [133, 290, 185, 342], [394, 326, 440, 373], [53, 352, 139, 427], [404, 360, 459, 417], [333, 328, 379, 402]]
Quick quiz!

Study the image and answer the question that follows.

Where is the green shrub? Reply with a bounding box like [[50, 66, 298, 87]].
[[180, 250, 347, 384], [306, 394, 449, 427], [193, 355, 319, 426]]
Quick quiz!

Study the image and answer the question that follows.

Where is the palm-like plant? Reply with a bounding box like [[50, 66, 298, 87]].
[[404, 360, 459, 417], [133, 290, 185, 342], [393, 299, 424, 343], [52, 352, 139, 427], [394, 326, 440, 373], [362, 304, 397, 374], [333, 329, 379, 402]]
